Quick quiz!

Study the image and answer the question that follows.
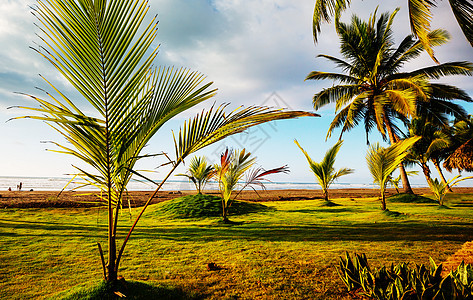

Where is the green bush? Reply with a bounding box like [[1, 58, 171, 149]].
[[337, 252, 473, 299], [155, 194, 272, 219]]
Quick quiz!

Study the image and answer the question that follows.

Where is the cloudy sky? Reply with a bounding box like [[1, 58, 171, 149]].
[[1, 0, 472, 187]]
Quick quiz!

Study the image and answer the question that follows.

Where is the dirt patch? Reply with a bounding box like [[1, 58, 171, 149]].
[[1, 187, 472, 208]]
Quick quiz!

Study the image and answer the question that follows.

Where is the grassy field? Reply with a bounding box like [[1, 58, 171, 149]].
[[1, 193, 472, 299]]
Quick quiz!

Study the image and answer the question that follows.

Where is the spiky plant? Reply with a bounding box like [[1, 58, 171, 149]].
[[14, 0, 316, 285], [366, 137, 420, 210], [294, 140, 353, 203], [177, 156, 215, 194]]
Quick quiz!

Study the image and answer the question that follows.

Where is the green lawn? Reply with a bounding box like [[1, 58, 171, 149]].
[[1, 194, 472, 299]]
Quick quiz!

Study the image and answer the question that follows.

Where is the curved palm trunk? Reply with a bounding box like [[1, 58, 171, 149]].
[[421, 162, 433, 186], [432, 159, 453, 192], [383, 114, 414, 194]]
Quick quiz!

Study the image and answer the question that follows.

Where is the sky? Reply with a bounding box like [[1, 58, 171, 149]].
[[0, 0, 472, 187]]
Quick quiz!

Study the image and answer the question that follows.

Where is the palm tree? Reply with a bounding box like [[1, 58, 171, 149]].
[[366, 137, 420, 210], [214, 148, 289, 222], [406, 117, 451, 186], [16, 0, 317, 285], [306, 9, 473, 194], [429, 175, 473, 206], [294, 140, 353, 203], [312, 0, 473, 62], [177, 156, 215, 194]]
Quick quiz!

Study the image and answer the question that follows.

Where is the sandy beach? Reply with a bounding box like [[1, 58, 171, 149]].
[[1, 187, 473, 208]]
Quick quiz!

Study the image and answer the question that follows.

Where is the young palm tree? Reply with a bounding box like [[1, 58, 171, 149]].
[[366, 137, 420, 210], [294, 140, 353, 203], [177, 156, 215, 194], [429, 175, 473, 206], [312, 0, 473, 61], [307, 9, 473, 194], [214, 148, 289, 222], [15, 0, 317, 285]]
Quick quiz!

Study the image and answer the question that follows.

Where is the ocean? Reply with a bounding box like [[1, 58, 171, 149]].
[[0, 176, 430, 191]]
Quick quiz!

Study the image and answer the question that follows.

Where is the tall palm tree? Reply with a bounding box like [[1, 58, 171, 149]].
[[177, 156, 215, 194], [312, 0, 473, 62], [294, 140, 353, 202], [16, 0, 317, 285], [306, 9, 473, 194], [366, 137, 420, 210]]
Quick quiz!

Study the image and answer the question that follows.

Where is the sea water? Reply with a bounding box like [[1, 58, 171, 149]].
[[0, 176, 430, 191]]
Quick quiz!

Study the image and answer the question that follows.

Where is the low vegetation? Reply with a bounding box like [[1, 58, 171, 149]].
[[1, 193, 473, 299]]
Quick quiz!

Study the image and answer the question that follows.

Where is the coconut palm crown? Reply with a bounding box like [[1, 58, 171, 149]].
[[306, 8, 472, 193], [312, 0, 473, 62]]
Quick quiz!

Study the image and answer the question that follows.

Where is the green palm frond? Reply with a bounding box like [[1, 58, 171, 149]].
[[173, 104, 318, 162], [366, 137, 421, 189], [295, 139, 353, 200], [312, 0, 350, 43], [407, 0, 437, 62]]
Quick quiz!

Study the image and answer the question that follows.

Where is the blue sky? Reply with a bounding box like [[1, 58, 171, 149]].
[[0, 0, 472, 186]]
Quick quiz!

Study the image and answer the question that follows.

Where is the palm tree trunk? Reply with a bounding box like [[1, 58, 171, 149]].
[[381, 191, 386, 211], [432, 159, 453, 192], [383, 114, 414, 194], [323, 189, 329, 202], [421, 162, 433, 186]]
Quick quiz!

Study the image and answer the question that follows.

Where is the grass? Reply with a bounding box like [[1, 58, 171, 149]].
[[1, 194, 473, 299]]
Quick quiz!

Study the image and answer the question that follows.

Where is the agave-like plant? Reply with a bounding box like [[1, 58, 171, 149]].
[[429, 175, 473, 206], [13, 0, 316, 284], [214, 148, 289, 222], [366, 137, 420, 210], [294, 140, 353, 203], [177, 156, 215, 194]]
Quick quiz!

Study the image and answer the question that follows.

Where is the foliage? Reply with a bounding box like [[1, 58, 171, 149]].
[[154, 193, 271, 219], [177, 156, 215, 194], [429, 175, 473, 206], [366, 137, 420, 210], [387, 171, 418, 193], [311, 0, 473, 62], [337, 252, 473, 300], [294, 140, 353, 202], [307, 8, 472, 194], [214, 148, 288, 222], [16, 0, 315, 283]]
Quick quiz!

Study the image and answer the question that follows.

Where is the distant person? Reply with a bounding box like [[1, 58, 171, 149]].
[[18, 182, 22, 191], [8, 187, 11, 191]]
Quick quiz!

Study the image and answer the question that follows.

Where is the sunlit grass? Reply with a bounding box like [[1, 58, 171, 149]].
[[1, 194, 473, 299]]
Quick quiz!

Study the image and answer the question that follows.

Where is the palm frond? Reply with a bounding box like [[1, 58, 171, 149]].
[[449, 0, 473, 47], [174, 104, 318, 161]]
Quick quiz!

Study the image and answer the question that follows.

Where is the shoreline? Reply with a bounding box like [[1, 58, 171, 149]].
[[1, 187, 472, 208]]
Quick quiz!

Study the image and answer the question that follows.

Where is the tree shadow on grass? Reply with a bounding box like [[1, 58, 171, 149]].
[[55, 280, 205, 300], [2, 217, 473, 244]]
